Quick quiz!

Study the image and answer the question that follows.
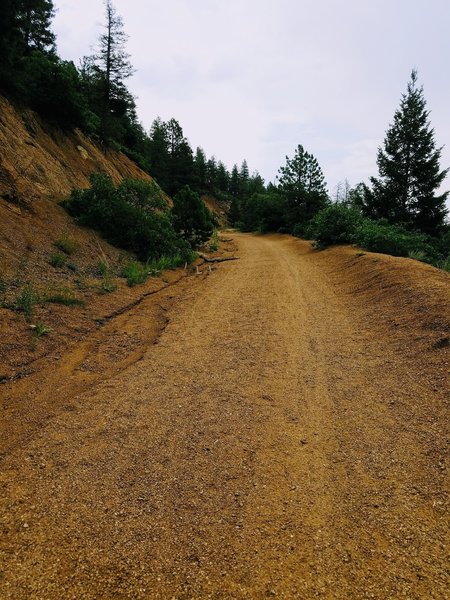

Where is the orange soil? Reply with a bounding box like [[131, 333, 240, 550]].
[[0, 233, 448, 599]]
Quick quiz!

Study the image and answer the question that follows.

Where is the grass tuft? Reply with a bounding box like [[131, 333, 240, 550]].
[[15, 284, 40, 322], [49, 252, 67, 268], [45, 290, 84, 306], [55, 235, 78, 255], [121, 260, 150, 287]]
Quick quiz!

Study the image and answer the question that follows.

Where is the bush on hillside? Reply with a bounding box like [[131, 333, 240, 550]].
[[305, 204, 448, 265], [63, 173, 191, 262], [306, 204, 363, 246], [351, 219, 436, 259]]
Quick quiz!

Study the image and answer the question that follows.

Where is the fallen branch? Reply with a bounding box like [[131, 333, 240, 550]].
[[198, 253, 240, 263]]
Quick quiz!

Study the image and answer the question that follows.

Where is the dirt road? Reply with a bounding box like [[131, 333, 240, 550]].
[[1, 234, 448, 599]]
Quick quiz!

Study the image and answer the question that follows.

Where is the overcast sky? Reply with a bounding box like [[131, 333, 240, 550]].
[[53, 0, 450, 196]]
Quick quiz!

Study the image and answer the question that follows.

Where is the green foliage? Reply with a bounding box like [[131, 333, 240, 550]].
[[121, 254, 185, 287], [351, 220, 436, 259], [238, 191, 287, 233], [277, 144, 329, 227], [63, 173, 190, 262], [32, 322, 52, 337], [306, 204, 363, 247], [147, 117, 194, 196], [97, 259, 110, 277], [306, 204, 448, 266], [117, 178, 167, 214], [49, 252, 66, 268], [15, 284, 40, 321], [55, 235, 78, 255], [121, 260, 149, 287], [368, 70, 448, 235], [99, 278, 117, 293], [45, 290, 84, 306], [171, 186, 214, 248], [208, 230, 219, 252], [21, 54, 91, 128], [435, 256, 450, 272], [148, 254, 186, 274]]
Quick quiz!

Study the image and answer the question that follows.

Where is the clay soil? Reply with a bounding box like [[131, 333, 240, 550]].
[[0, 233, 449, 599]]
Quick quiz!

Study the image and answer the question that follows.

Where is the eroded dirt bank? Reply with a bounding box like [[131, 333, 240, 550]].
[[0, 234, 448, 599]]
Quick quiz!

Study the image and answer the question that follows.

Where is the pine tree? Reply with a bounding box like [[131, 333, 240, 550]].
[[165, 118, 194, 195], [0, 0, 56, 93], [277, 144, 328, 226], [16, 0, 56, 54], [171, 186, 213, 248], [193, 147, 208, 191], [206, 156, 218, 191], [368, 70, 448, 235], [148, 117, 170, 189], [229, 164, 240, 198], [95, 0, 134, 139], [239, 160, 250, 197], [216, 161, 230, 192]]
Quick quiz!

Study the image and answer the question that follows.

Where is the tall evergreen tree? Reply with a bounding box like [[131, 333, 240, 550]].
[[147, 117, 170, 189], [216, 161, 230, 192], [229, 164, 240, 198], [368, 70, 448, 235], [248, 171, 265, 195], [239, 159, 250, 197], [277, 144, 328, 226], [171, 186, 213, 248], [95, 0, 134, 139], [0, 0, 56, 92], [193, 147, 208, 191], [16, 0, 56, 54], [206, 156, 218, 190]]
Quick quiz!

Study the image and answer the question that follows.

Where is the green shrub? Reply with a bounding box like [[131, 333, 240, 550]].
[[306, 204, 363, 247], [55, 236, 78, 255], [351, 220, 435, 258], [49, 252, 67, 268], [63, 174, 191, 263]]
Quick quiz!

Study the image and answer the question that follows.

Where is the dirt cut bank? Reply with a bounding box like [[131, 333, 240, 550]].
[[0, 233, 449, 599]]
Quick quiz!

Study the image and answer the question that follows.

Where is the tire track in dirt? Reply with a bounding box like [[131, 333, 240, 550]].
[[0, 233, 448, 599]]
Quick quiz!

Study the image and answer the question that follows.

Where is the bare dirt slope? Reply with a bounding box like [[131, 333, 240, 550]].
[[0, 95, 152, 205], [0, 234, 449, 599]]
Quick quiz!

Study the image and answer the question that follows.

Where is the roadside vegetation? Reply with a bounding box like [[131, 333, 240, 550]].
[[63, 174, 210, 269], [0, 2, 448, 271], [229, 71, 449, 271]]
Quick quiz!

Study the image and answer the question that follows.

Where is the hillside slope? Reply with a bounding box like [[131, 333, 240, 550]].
[[0, 95, 188, 380], [0, 95, 151, 205]]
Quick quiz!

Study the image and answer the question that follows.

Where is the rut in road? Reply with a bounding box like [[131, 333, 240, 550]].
[[0, 233, 448, 599]]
